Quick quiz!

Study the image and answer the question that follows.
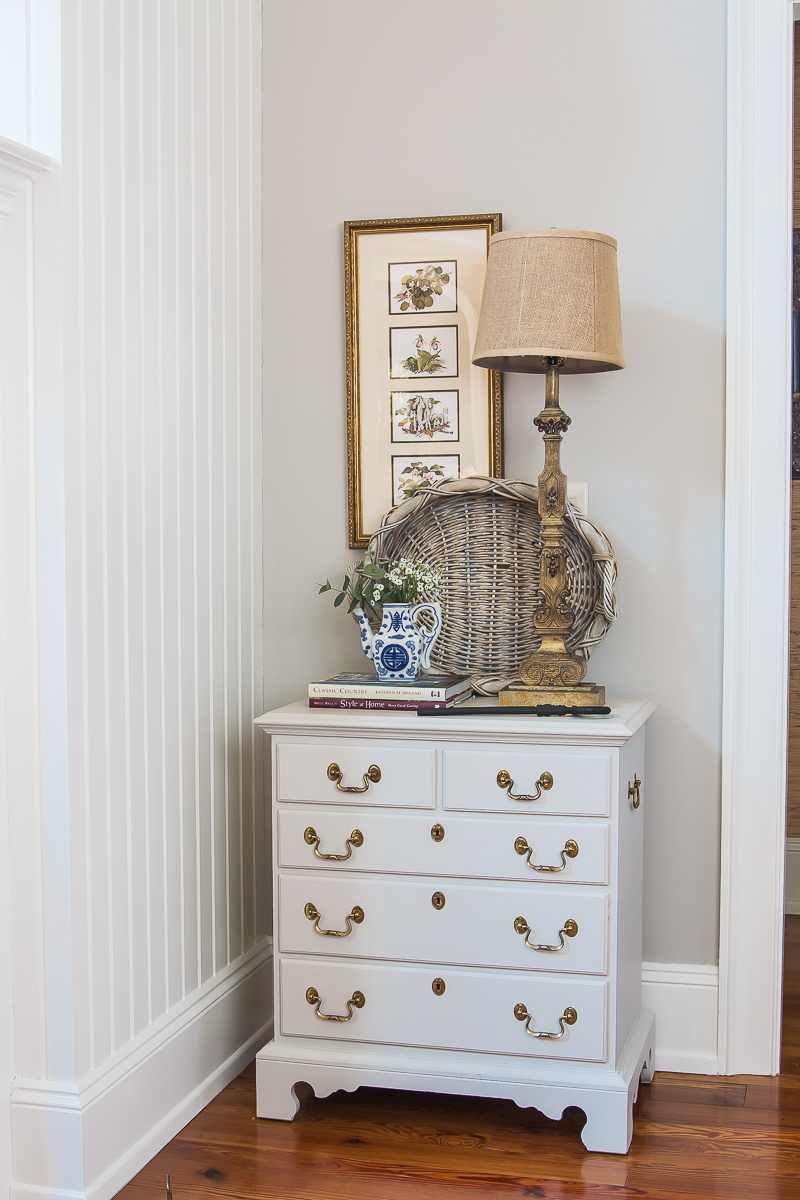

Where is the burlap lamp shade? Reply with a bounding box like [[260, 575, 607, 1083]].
[[472, 228, 625, 375]]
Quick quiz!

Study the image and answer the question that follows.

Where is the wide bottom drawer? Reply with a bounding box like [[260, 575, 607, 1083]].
[[279, 957, 607, 1062], [279, 873, 609, 974]]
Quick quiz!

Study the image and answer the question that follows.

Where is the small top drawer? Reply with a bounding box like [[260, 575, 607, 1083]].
[[443, 748, 612, 817], [276, 741, 436, 809]]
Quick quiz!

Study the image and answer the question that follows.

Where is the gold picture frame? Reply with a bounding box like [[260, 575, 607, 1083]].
[[345, 213, 503, 549]]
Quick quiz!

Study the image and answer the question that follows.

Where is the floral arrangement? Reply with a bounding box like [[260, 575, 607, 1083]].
[[401, 334, 445, 375], [319, 551, 442, 614], [394, 265, 451, 311]]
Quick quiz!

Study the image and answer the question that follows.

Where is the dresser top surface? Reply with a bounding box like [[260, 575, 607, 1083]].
[[255, 697, 655, 747]]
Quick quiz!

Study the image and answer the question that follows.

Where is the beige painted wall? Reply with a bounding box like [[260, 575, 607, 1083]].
[[262, 0, 726, 965]]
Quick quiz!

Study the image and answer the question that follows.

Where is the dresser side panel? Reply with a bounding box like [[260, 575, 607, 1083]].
[[614, 727, 646, 1061]]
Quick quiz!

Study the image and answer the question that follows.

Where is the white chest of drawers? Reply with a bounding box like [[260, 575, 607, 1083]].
[[254, 698, 656, 1153]]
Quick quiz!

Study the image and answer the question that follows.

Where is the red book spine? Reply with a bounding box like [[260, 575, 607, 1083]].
[[308, 697, 456, 711]]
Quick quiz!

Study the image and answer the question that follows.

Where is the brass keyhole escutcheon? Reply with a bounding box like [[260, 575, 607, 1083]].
[[431, 824, 445, 842], [431, 891, 446, 910], [432, 977, 446, 996], [628, 775, 642, 809]]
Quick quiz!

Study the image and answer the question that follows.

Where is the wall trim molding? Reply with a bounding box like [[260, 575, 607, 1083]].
[[786, 838, 800, 914], [642, 961, 719, 1075], [10, 939, 273, 1200], [718, 0, 793, 1077], [642, 960, 719, 1075], [0, 134, 54, 229]]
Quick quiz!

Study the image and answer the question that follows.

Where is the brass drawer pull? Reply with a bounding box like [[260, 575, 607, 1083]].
[[514, 836, 579, 872], [628, 774, 642, 809], [514, 1003, 577, 1039], [306, 986, 365, 1021], [514, 916, 578, 951], [327, 762, 381, 793], [497, 769, 553, 802], [304, 825, 364, 860], [304, 901, 364, 936]]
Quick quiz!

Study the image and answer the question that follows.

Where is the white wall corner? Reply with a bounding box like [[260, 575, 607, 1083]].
[[10, 939, 273, 1200], [642, 961, 719, 1074]]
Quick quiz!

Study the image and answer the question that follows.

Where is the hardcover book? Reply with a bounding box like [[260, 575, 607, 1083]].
[[308, 672, 472, 702]]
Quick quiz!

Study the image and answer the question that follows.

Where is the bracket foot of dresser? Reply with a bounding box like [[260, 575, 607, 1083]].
[[256, 1009, 655, 1155]]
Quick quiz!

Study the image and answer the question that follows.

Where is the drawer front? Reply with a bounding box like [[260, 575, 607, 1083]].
[[276, 742, 435, 809], [280, 957, 607, 1062], [443, 748, 611, 817], [277, 809, 609, 885], [279, 873, 609, 973]]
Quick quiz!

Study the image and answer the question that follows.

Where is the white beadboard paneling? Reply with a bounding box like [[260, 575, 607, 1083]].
[[59, 0, 266, 1087]]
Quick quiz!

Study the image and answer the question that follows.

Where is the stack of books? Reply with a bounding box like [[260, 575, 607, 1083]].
[[308, 672, 473, 711]]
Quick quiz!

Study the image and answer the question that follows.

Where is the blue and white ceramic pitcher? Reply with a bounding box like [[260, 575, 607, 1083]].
[[353, 601, 443, 682]]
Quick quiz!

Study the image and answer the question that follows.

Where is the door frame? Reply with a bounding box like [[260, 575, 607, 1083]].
[[718, 0, 793, 1074]]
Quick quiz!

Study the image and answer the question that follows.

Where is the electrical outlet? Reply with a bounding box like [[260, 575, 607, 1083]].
[[567, 482, 588, 514]]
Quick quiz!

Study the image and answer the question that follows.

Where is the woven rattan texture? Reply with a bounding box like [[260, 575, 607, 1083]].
[[361, 477, 617, 694]]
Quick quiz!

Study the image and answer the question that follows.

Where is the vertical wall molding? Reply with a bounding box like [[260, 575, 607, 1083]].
[[719, 0, 793, 1075]]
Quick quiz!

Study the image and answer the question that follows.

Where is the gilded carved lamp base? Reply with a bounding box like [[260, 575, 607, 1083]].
[[500, 357, 607, 710], [499, 682, 607, 708]]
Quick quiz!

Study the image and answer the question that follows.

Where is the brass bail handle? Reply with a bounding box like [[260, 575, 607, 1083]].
[[514, 1003, 578, 1040], [628, 774, 642, 808], [497, 770, 554, 802], [304, 901, 365, 936], [327, 762, 381, 793], [304, 825, 364, 861], [514, 916, 578, 951], [306, 986, 365, 1022], [514, 836, 579, 872]]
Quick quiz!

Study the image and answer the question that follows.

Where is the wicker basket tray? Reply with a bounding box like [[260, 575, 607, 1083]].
[[352, 476, 617, 695]]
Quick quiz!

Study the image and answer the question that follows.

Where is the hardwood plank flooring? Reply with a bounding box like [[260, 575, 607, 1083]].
[[116, 918, 800, 1199]]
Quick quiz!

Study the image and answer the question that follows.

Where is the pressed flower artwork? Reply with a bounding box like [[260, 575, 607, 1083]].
[[344, 214, 503, 547], [390, 391, 459, 442], [391, 455, 461, 505], [389, 260, 457, 314], [390, 327, 458, 379]]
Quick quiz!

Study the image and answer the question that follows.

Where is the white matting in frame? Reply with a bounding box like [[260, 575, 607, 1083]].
[[345, 214, 503, 549]]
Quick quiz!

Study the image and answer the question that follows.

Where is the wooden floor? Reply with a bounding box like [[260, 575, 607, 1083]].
[[119, 919, 800, 1200]]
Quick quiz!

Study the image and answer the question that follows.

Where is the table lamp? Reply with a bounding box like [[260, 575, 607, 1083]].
[[472, 228, 625, 707]]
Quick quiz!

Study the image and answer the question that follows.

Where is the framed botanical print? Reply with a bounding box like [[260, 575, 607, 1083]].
[[345, 213, 503, 548]]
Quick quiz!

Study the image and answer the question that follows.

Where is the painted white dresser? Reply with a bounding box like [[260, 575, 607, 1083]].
[[254, 698, 655, 1153]]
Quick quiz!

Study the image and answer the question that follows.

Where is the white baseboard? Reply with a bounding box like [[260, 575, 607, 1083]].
[[642, 961, 719, 1074], [10, 938, 273, 1200], [786, 838, 800, 914]]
